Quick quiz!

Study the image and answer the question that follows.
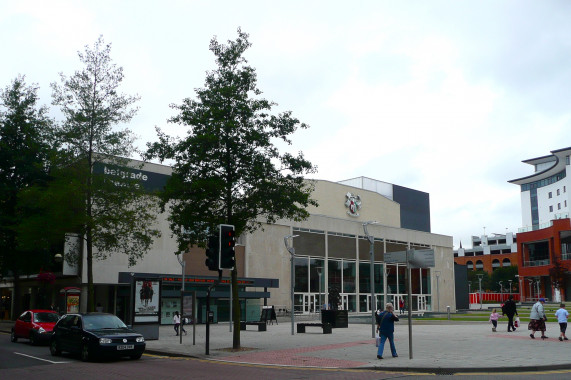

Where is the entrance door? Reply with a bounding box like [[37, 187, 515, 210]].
[[303, 294, 316, 314]]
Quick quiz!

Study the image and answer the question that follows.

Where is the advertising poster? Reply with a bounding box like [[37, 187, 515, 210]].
[[66, 295, 80, 313], [134, 279, 160, 323]]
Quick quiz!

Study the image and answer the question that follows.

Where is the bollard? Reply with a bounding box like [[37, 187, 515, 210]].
[[447, 306, 450, 320]]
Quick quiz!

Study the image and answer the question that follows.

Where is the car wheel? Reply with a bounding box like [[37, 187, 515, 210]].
[[50, 339, 61, 356], [29, 332, 37, 346], [81, 344, 91, 362], [10, 329, 18, 343], [130, 353, 142, 360]]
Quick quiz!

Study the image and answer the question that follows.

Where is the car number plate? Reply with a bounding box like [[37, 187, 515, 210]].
[[117, 344, 134, 350]]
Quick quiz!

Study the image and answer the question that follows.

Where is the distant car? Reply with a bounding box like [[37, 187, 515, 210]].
[[50, 313, 145, 361], [11, 309, 60, 345]]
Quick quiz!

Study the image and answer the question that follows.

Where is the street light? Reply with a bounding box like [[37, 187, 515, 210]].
[[508, 280, 513, 298], [316, 266, 323, 312], [435, 271, 441, 312], [284, 235, 299, 336], [477, 274, 484, 310], [498, 281, 503, 302], [363, 221, 378, 339]]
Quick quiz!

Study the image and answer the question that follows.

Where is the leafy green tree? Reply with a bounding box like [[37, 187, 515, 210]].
[[468, 270, 491, 292], [0, 76, 55, 316], [146, 29, 317, 348], [50, 36, 161, 312], [489, 266, 519, 292]]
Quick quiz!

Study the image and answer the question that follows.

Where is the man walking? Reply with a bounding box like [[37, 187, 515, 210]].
[[502, 295, 519, 332]]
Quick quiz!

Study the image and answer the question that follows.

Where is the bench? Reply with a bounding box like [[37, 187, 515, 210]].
[[240, 321, 267, 331], [296, 322, 332, 334]]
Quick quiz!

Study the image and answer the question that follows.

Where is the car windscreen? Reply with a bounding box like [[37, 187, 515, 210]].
[[82, 315, 128, 331], [34, 312, 60, 323]]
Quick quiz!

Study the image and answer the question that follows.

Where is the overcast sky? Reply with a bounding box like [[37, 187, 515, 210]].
[[2, 1, 570, 249]]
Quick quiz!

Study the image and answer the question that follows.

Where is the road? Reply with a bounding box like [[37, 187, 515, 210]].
[[1, 332, 570, 379]]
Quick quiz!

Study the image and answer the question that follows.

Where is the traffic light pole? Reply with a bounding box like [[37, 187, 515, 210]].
[[205, 270, 222, 355]]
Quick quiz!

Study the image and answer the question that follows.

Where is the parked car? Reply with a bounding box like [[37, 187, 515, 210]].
[[11, 309, 60, 345], [50, 313, 145, 361]]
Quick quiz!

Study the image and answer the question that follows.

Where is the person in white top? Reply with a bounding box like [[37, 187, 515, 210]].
[[173, 311, 181, 336], [555, 303, 569, 341]]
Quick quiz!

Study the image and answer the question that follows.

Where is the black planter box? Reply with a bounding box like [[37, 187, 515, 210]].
[[321, 310, 348, 328]]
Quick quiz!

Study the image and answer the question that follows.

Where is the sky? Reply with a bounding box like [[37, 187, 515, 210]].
[[1, 1, 570, 249]]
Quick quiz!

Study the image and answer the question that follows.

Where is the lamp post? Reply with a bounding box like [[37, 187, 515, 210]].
[[508, 280, 513, 298], [435, 271, 441, 312], [176, 252, 186, 344], [363, 221, 378, 339], [515, 274, 522, 301], [477, 274, 484, 309], [284, 235, 299, 336], [528, 278, 533, 301], [498, 281, 503, 302], [316, 266, 323, 312]]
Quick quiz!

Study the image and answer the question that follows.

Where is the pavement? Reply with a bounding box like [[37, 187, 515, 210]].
[[2, 316, 570, 374]]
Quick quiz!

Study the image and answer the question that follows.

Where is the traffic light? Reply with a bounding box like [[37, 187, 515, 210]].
[[219, 224, 236, 270], [205, 235, 219, 271]]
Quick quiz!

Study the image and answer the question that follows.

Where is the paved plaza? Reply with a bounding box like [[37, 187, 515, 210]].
[[2, 318, 569, 373]]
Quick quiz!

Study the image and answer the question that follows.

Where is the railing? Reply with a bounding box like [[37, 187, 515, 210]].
[[518, 221, 553, 233], [524, 259, 550, 267]]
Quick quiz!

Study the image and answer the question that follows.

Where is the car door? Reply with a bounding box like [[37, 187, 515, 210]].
[[67, 315, 84, 353], [15, 311, 32, 338], [56, 315, 74, 351]]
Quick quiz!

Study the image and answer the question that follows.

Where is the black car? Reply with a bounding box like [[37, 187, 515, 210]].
[[50, 313, 145, 361]]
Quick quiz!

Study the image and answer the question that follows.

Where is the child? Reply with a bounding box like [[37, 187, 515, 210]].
[[489, 308, 501, 332], [555, 303, 569, 341]]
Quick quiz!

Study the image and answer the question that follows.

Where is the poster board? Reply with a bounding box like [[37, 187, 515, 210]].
[[134, 279, 161, 323]]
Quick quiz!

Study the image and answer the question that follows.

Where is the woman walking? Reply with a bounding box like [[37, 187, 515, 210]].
[[376, 302, 399, 359], [529, 298, 548, 339]]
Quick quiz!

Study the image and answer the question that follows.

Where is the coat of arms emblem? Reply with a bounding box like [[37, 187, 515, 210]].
[[345, 192, 362, 217]]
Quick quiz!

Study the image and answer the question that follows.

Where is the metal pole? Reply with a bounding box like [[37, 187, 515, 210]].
[[229, 277, 232, 332], [477, 274, 483, 310], [284, 235, 298, 336], [406, 249, 413, 360], [363, 221, 378, 339]]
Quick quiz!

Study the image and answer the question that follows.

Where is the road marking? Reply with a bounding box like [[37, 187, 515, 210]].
[[14, 352, 70, 364]]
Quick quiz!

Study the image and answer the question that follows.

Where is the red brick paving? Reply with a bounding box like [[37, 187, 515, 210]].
[[221, 340, 374, 368]]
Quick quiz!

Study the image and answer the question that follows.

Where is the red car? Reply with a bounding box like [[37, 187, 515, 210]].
[[11, 309, 60, 345]]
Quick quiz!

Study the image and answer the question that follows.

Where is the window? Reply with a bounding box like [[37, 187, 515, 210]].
[[549, 192, 553, 198], [565, 186, 567, 192], [557, 189, 561, 196], [559, 203, 562, 210], [550, 205, 554, 212], [566, 200, 568, 207], [475, 260, 484, 270]]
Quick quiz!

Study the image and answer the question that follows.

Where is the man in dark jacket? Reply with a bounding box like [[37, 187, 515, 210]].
[[502, 295, 519, 332], [376, 302, 399, 359]]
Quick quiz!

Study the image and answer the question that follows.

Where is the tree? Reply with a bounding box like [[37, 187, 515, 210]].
[[146, 29, 317, 349], [468, 270, 491, 292], [549, 258, 569, 293], [0, 76, 55, 316], [50, 36, 161, 312], [489, 266, 519, 292]]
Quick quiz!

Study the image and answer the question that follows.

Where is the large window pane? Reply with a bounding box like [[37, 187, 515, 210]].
[[294, 256, 308, 292], [343, 261, 356, 293], [328, 260, 342, 293], [374, 263, 383, 293], [359, 262, 370, 293], [309, 258, 325, 293]]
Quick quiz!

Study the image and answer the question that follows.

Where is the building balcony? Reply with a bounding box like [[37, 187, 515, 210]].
[[523, 259, 550, 267]]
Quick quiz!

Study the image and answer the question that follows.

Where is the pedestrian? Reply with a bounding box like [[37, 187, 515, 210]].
[[555, 303, 569, 341], [399, 298, 405, 315], [489, 308, 501, 332], [180, 314, 187, 335], [529, 298, 548, 339], [173, 311, 181, 336], [502, 295, 519, 332], [376, 302, 399, 359]]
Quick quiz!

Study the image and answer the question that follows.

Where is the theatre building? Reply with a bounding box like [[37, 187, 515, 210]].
[[0, 159, 455, 322]]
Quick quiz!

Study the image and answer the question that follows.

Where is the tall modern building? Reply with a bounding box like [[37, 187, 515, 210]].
[[509, 147, 571, 302]]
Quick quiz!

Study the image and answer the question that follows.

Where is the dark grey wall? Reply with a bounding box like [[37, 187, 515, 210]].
[[454, 263, 469, 310], [392, 185, 431, 233]]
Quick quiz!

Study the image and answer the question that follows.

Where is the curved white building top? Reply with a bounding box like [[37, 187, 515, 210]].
[[508, 147, 571, 185]]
